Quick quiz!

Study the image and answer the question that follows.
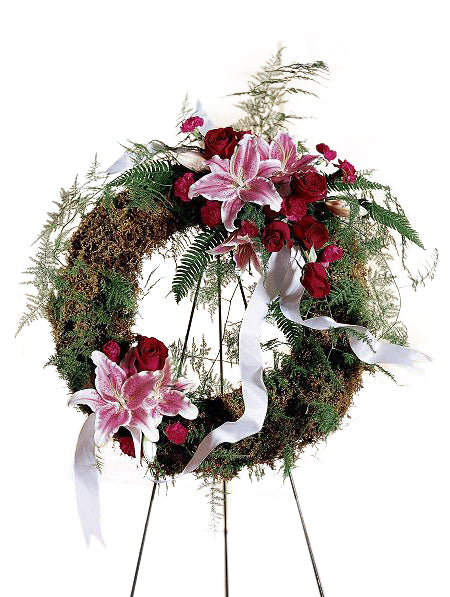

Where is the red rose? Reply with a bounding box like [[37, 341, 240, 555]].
[[102, 340, 120, 363], [134, 335, 168, 372], [203, 127, 250, 159], [316, 143, 337, 161], [334, 159, 357, 183], [200, 200, 222, 228], [302, 262, 330, 298], [292, 171, 328, 203], [281, 195, 308, 222], [240, 220, 259, 237], [320, 244, 343, 266], [165, 422, 188, 445], [261, 221, 292, 253], [292, 215, 329, 249], [117, 434, 135, 458], [173, 172, 194, 202]]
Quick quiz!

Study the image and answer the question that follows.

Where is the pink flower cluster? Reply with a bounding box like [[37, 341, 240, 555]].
[[171, 128, 357, 298], [69, 336, 197, 457]]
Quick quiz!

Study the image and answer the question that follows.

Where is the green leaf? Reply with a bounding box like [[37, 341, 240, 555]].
[[172, 228, 227, 303], [361, 200, 424, 248]]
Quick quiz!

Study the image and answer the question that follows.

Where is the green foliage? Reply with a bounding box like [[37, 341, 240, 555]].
[[361, 200, 424, 248], [232, 47, 328, 138], [172, 228, 227, 303], [312, 400, 340, 435], [101, 270, 137, 314], [106, 159, 177, 212], [268, 300, 304, 353], [17, 159, 105, 335]]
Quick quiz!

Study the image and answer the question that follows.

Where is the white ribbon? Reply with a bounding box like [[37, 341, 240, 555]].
[[180, 245, 431, 474], [74, 413, 104, 545]]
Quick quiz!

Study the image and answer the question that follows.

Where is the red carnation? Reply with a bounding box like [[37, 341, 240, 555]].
[[302, 262, 330, 299], [292, 171, 328, 203], [173, 172, 195, 202], [134, 335, 168, 372], [102, 340, 120, 363], [292, 215, 329, 250], [180, 116, 204, 133], [281, 195, 308, 222], [334, 159, 357, 183], [165, 422, 188, 445], [262, 221, 292, 253], [316, 143, 337, 161], [203, 127, 250, 160], [240, 220, 259, 237], [200, 200, 222, 228], [320, 244, 343, 266], [117, 435, 135, 458]]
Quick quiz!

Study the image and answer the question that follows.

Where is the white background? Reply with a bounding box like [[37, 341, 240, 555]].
[[1, 1, 449, 596]]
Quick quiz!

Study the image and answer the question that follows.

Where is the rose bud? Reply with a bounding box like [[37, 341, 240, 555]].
[[102, 340, 121, 363], [165, 422, 188, 445], [316, 143, 337, 161], [175, 149, 208, 172], [292, 215, 329, 250], [302, 262, 330, 298], [262, 221, 293, 252]]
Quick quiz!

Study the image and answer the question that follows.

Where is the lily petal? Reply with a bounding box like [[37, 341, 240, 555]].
[[123, 370, 163, 410], [188, 172, 236, 202], [124, 426, 142, 461], [173, 376, 199, 393], [269, 132, 298, 172], [128, 408, 160, 442], [94, 404, 131, 446], [120, 347, 138, 377], [238, 177, 282, 211], [255, 137, 270, 160], [92, 351, 126, 400], [159, 389, 199, 420], [258, 158, 281, 179], [230, 135, 259, 182], [207, 155, 230, 174], [221, 198, 244, 231], [69, 388, 104, 412]]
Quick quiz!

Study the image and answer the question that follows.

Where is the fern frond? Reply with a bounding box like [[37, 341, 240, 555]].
[[361, 200, 424, 248], [172, 228, 227, 303]]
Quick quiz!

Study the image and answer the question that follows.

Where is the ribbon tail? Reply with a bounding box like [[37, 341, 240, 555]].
[[279, 248, 431, 372], [180, 248, 291, 475], [74, 413, 104, 546]]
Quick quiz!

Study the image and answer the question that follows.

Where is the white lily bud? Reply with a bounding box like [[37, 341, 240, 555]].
[[307, 246, 317, 263], [175, 149, 208, 172], [325, 199, 351, 218]]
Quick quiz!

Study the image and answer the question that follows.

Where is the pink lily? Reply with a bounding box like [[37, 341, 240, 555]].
[[69, 352, 198, 457], [143, 359, 199, 427], [208, 229, 262, 273], [188, 135, 282, 231], [69, 351, 161, 448], [256, 132, 317, 184]]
